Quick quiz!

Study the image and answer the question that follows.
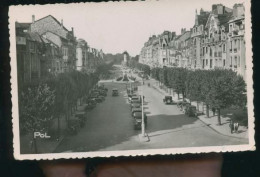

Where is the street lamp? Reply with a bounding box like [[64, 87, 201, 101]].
[[141, 82, 145, 137]]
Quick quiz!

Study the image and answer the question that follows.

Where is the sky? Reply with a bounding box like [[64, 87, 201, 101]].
[[11, 0, 244, 56]]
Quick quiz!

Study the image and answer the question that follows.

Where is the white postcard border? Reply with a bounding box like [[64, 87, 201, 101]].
[[9, 0, 255, 160]]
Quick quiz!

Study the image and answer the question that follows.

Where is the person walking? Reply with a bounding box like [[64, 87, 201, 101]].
[[229, 120, 234, 134], [234, 122, 240, 133]]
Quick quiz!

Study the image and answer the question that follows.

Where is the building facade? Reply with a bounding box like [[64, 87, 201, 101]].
[[16, 14, 105, 86], [30, 15, 77, 71], [139, 3, 246, 81]]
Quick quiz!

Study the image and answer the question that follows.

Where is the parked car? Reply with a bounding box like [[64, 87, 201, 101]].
[[99, 90, 107, 97], [181, 102, 191, 112], [131, 96, 141, 103], [128, 94, 137, 102], [163, 96, 173, 104], [131, 107, 142, 117], [131, 102, 141, 110], [184, 105, 197, 117], [112, 88, 119, 96], [98, 95, 105, 101], [75, 112, 86, 127], [177, 100, 188, 108], [95, 97, 103, 103], [85, 99, 96, 110], [67, 118, 80, 135], [133, 112, 147, 130], [127, 89, 134, 95]]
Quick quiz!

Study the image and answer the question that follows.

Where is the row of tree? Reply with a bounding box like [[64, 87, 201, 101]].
[[151, 67, 247, 125], [127, 60, 151, 76], [19, 70, 99, 152]]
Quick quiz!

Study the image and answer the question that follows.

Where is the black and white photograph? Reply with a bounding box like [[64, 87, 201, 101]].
[[9, 0, 254, 160]]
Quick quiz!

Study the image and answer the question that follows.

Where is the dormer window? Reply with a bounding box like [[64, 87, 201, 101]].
[[229, 24, 233, 32]]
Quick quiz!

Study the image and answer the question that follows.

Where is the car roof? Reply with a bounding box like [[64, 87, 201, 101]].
[[134, 112, 142, 117], [132, 96, 139, 99], [132, 107, 142, 111]]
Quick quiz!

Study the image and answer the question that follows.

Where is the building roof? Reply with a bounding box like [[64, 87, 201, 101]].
[[197, 12, 210, 26], [34, 15, 70, 33], [218, 12, 233, 25], [15, 22, 31, 29], [41, 36, 50, 44], [218, 12, 233, 32], [26, 32, 42, 43]]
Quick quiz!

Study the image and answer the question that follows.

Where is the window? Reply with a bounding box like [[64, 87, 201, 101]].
[[210, 59, 212, 68], [223, 44, 226, 52], [62, 47, 68, 56], [223, 59, 226, 66], [229, 24, 233, 32], [238, 39, 240, 50], [238, 56, 240, 67], [29, 42, 35, 52], [230, 57, 232, 66], [234, 56, 237, 66]]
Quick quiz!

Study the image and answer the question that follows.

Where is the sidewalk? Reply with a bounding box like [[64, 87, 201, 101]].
[[20, 133, 64, 154], [149, 78, 248, 140], [20, 102, 90, 154]]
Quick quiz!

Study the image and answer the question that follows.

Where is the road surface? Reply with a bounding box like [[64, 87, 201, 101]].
[[54, 65, 248, 152]]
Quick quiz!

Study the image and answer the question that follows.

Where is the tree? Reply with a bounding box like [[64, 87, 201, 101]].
[[19, 83, 55, 153], [186, 70, 204, 110], [207, 69, 246, 125], [174, 68, 188, 101]]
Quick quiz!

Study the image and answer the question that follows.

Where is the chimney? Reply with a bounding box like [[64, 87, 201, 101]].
[[71, 27, 74, 36], [32, 15, 35, 23]]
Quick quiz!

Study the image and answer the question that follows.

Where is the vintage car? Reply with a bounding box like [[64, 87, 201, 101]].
[[181, 102, 191, 112], [128, 94, 137, 102], [184, 105, 197, 117], [127, 89, 134, 95], [176, 100, 188, 108], [163, 96, 173, 104], [75, 112, 86, 127], [131, 96, 141, 103], [131, 107, 142, 117], [95, 96, 103, 103], [98, 95, 105, 101], [112, 88, 119, 96], [67, 118, 80, 135], [131, 102, 141, 110], [85, 99, 96, 110], [133, 112, 147, 130], [100, 90, 107, 97]]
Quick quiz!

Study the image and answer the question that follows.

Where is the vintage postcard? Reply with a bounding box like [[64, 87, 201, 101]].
[[9, 0, 254, 160]]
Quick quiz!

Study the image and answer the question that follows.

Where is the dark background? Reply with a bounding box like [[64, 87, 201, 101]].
[[0, 0, 259, 176]]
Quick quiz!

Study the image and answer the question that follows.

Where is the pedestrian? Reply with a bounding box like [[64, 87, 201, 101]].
[[234, 122, 239, 133], [229, 120, 234, 134]]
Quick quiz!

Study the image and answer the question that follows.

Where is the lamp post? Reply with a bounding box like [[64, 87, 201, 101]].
[[141, 74, 146, 137], [141, 82, 145, 136]]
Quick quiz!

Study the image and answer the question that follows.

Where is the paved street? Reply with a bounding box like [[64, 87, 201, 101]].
[[54, 66, 248, 153]]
